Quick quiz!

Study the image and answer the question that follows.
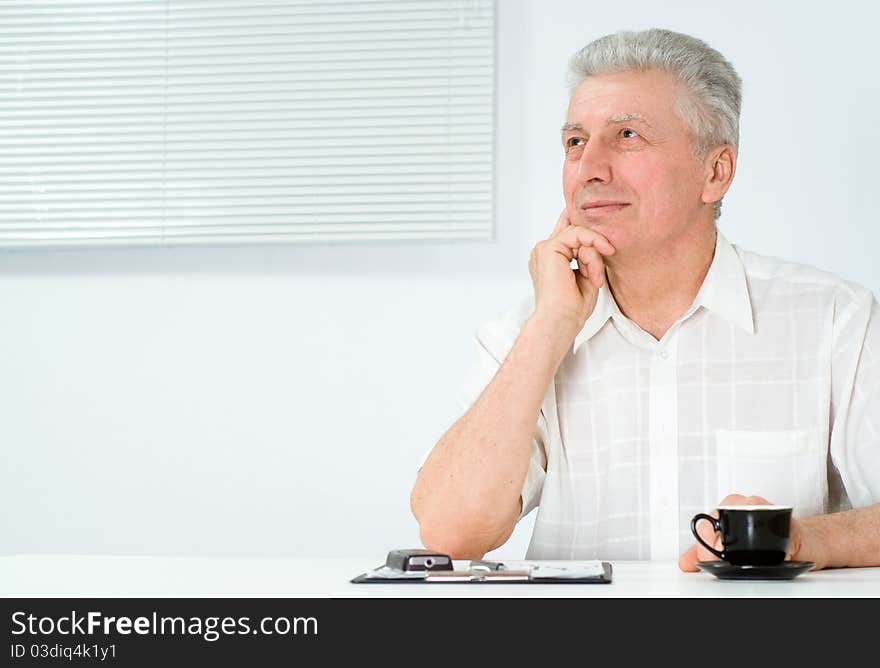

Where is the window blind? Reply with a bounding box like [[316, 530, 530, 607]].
[[0, 0, 495, 248]]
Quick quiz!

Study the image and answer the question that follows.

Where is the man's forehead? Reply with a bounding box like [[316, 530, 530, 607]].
[[564, 70, 682, 130]]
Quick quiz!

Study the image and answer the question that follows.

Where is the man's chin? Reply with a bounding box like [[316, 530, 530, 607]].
[[572, 218, 612, 230], [575, 209, 626, 225], [573, 218, 623, 247]]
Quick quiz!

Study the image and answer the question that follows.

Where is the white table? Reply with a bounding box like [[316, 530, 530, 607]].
[[2, 556, 879, 597]]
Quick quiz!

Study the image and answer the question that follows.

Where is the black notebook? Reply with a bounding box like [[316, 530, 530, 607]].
[[351, 559, 613, 584]]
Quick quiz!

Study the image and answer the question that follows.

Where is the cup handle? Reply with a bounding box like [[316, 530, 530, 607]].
[[690, 513, 726, 560]]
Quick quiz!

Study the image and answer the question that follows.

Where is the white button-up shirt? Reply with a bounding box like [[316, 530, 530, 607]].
[[455, 231, 880, 560]]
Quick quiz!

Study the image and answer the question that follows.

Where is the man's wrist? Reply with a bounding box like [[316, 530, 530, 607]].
[[792, 517, 830, 570], [526, 310, 582, 348]]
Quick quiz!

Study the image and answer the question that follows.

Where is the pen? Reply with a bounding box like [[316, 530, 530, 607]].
[[468, 560, 506, 571], [425, 570, 532, 582]]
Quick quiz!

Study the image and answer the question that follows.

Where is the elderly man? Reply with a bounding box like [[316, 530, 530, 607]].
[[410, 28, 880, 571]]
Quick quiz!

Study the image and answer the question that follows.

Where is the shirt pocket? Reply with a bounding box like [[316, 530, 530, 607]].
[[715, 429, 827, 518]]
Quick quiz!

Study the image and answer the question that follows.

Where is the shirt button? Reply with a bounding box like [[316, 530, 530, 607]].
[[659, 350, 668, 360]]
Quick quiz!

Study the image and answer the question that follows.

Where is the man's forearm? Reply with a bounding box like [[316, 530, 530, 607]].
[[795, 503, 880, 569], [411, 313, 577, 557]]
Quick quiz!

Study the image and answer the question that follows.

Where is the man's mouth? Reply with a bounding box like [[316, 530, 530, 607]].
[[580, 201, 630, 216]]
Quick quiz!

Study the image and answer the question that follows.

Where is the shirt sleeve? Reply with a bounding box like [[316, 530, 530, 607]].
[[830, 289, 880, 508]]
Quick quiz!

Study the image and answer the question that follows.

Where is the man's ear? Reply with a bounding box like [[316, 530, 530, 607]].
[[701, 144, 736, 206]]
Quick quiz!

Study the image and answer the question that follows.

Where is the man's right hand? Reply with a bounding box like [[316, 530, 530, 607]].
[[413, 210, 615, 559], [528, 210, 616, 332]]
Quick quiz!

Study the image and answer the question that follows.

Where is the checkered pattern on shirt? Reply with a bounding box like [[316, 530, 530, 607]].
[[454, 232, 880, 561]]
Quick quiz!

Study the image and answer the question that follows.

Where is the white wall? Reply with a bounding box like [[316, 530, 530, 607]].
[[2, 0, 879, 559]]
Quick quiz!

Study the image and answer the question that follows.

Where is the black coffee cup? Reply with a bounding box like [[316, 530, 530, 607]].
[[690, 505, 792, 566]]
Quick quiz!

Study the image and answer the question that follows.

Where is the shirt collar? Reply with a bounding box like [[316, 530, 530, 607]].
[[572, 280, 620, 354], [572, 229, 754, 354], [691, 229, 755, 336]]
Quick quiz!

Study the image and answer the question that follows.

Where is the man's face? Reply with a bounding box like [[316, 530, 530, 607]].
[[562, 69, 711, 254]]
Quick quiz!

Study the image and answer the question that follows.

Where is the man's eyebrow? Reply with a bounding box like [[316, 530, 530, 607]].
[[560, 113, 653, 134], [606, 112, 652, 127]]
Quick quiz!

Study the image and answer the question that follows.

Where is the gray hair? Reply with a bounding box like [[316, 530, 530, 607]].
[[567, 29, 742, 219]]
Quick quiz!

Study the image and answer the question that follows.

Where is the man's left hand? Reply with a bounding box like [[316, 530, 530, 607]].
[[678, 493, 809, 572]]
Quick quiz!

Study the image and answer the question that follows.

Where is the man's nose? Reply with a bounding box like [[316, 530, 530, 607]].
[[575, 139, 612, 184]]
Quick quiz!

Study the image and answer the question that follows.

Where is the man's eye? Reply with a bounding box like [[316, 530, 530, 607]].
[[566, 137, 585, 150], [620, 128, 638, 139]]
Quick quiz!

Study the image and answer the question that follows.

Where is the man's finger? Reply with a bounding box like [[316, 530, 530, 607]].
[[555, 225, 616, 256], [719, 493, 749, 506], [574, 271, 595, 299], [694, 511, 723, 562], [548, 210, 571, 239], [679, 544, 700, 572], [576, 245, 606, 289]]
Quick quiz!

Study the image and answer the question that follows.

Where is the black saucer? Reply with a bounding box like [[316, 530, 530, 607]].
[[695, 560, 815, 581]]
